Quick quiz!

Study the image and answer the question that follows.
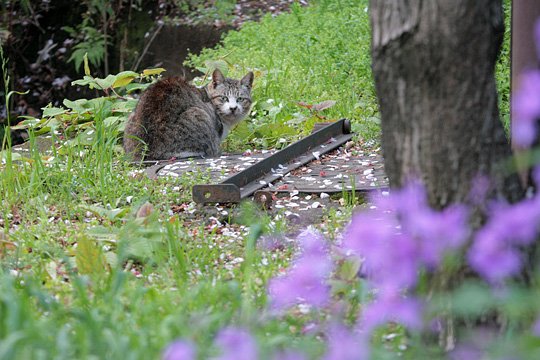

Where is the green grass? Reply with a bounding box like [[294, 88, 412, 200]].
[[496, 0, 511, 132], [188, 0, 379, 150]]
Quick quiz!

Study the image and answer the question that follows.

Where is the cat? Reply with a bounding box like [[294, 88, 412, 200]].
[[123, 69, 254, 160]]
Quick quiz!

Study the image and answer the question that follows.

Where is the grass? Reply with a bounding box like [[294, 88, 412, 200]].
[[187, 0, 379, 150], [0, 0, 513, 358], [496, 0, 511, 132]]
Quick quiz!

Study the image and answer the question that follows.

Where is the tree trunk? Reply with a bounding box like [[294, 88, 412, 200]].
[[370, 0, 523, 208]]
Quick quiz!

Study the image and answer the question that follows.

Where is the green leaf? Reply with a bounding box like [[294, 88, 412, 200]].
[[42, 106, 67, 117], [63, 98, 90, 114], [94, 75, 117, 90], [142, 68, 166, 76], [339, 257, 362, 281], [125, 83, 151, 93], [0, 150, 23, 162], [435, 281, 496, 317], [71, 75, 96, 88], [86, 97, 111, 112], [104, 116, 121, 127], [10, 116, 41, 130], [83, 52, 91, 76], [113, 71, 139, 88], [204, 59, 229, 75], [75, 235, 108, 277], [112, 99, 138, 113], [83, 205, 130, 222]]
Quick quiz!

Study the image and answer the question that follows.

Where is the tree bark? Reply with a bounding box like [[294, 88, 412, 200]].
[[370, 0, 523, 208]]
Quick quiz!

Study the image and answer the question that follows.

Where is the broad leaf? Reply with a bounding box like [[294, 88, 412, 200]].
[[204, 60, 229, 75], [311, 100, 336, 112], [42, 106, 67, 117], [94, 75, 117, 90], [142, 68, 166, 76], [75, 235, 108, 277], [113, 71, 139, 88], [63, 99, 90, 114]]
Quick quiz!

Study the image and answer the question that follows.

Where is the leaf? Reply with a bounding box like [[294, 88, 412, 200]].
[[83, 205, 130, 222], [111, 99, 138, 113], [125, 82, 151, 93], [42, 106, 67, 117], [45, 261, 58, 280], [83, 52, 91, 76], [113, 71, 139, 88], [297, 101, 313, 110], [94, 75, 117, 90], [75, 235, 108, 277], [0, 150, 24, 162], [204, 59, 229, 75], [136, 202, 154, 219], [86, 97, 111, 112], [10, 117, 41, 130], [104, 116, 121, 127], [72, 75, 100, 88], [142, 68, 166, 76], [339, 257, 362, 281], [311, 100, 336, 112], [63, 98, 90, 114], [6, 90, 29, 103]]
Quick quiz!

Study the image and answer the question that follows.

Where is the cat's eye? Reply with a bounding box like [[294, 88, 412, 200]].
[[220, 96, 229, 102], [237, 97, 245, 102]]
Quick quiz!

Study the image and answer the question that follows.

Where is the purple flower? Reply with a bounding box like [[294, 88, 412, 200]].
[[343, 211, 399, 272], [343, 211, 419, 295], [404, 204, 469, 267], [488, 200, 540, 245], [512, 69, 540, 147], [268, 229, 332, 310], [467, 227, 522, 283], [344, 182, 469, 295], [374, 180, 428, 215], [468, 192, 540, 282], [374, 234, 419, 295], [215, 327, 258, 360], [360, 294, 423, 332], [323, 324, 369, 360], [162, 340, 196, 360]]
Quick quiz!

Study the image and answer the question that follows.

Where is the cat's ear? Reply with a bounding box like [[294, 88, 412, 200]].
[[240, 72, 254, 89], [212, 69, 225, 87]]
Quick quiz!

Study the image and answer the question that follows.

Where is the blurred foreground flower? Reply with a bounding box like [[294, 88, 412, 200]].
[[215, 327, 258, 360], [512, 18, 540, 147], [468, 189, 540, 283], [512, 70, 540, 147], [162, 340, 196, 360], [360, 294, 423, 332], [268, 229, 332, 310], [343, 182, 469, 297], [323, 324, 368, 360]]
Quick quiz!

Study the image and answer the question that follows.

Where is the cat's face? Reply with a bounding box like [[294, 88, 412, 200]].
[[208, 70, 254, 126]]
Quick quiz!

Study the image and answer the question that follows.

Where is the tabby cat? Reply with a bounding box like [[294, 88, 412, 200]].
[[123, 69, 254, 160]]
